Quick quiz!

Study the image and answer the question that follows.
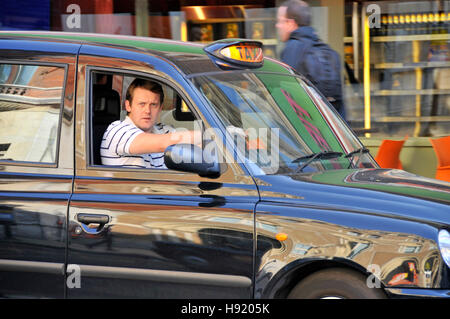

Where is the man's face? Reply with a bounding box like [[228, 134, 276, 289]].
[[276, 6, 298, 42], [125, 87, 162, 132]]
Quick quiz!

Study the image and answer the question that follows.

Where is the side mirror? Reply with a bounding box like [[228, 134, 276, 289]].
[[164, 143, 221, 178]]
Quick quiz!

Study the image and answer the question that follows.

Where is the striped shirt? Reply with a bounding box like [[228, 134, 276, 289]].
[[100, 116, 174, 169]]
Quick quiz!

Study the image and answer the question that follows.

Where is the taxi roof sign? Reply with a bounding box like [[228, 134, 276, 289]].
[[204, 40, 264, 69]]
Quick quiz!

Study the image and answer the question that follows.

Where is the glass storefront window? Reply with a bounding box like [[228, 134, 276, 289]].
[[344, 1, 450, 138]]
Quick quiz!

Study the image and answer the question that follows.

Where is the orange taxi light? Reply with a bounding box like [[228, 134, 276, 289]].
[[220, 45, 263, 64], [203, 40, 264, 69]]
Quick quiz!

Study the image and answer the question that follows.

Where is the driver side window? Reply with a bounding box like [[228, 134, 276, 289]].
[[89, 71, 202, 168]]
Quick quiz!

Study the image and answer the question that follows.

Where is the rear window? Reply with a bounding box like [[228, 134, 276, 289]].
[[0, 64, 65, 164]]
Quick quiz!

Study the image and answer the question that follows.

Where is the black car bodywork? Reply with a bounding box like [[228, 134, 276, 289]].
[[0, 32, 449, 299]]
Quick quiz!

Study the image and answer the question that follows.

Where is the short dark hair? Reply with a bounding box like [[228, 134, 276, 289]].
[[126, 78, 164, 104], [281, 0, 311, 27]]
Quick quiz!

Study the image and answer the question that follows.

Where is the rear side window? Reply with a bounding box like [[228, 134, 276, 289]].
[[0, 64, 65, 164]]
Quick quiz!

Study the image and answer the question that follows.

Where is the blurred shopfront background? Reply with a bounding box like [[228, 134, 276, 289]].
[[1, 0, 449, 178]]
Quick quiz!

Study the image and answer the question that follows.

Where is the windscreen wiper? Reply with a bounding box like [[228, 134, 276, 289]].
[[293, 151, 343, 173], [345, 147, 370, 168]]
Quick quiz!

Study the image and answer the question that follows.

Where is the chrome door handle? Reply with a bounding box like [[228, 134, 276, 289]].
[[77, 213, 109, 225], [76, 213, 110, 234]]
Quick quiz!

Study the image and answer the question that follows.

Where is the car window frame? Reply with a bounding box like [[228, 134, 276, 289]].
[[0, 60, 68, 168], [85, 66, 210, 173]]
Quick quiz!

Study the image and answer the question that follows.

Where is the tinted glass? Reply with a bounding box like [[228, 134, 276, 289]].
[[0, 64, 64, 163]]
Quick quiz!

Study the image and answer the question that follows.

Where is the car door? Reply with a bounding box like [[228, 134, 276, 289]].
[[0, 40, 78, 298], [66, 48, 259, 298]]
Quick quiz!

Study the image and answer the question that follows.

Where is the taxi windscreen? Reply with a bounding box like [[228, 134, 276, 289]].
[[192, 72, 376, 175]]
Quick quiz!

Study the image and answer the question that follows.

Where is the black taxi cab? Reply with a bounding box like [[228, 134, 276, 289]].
[[0, 31, 449, 299]]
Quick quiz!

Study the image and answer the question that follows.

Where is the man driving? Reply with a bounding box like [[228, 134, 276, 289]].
[[100, 78, 197, 168]]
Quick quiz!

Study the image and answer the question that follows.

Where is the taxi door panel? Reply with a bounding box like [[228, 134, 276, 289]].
[[68, 181, 256, 298], [67, 54, 258, 298]]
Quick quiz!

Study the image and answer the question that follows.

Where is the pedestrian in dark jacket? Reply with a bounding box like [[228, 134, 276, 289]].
[[276, 0, 346, 120]]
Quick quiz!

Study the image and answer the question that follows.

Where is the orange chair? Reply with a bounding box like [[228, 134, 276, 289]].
[[429, 136, 450, 182], [375, 138, 407, 169]]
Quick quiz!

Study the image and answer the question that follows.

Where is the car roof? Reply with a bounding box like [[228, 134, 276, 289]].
[[0, 31, 291, 76]]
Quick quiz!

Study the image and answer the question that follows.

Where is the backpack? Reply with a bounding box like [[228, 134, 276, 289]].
[[298, 41, 342, 102]]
